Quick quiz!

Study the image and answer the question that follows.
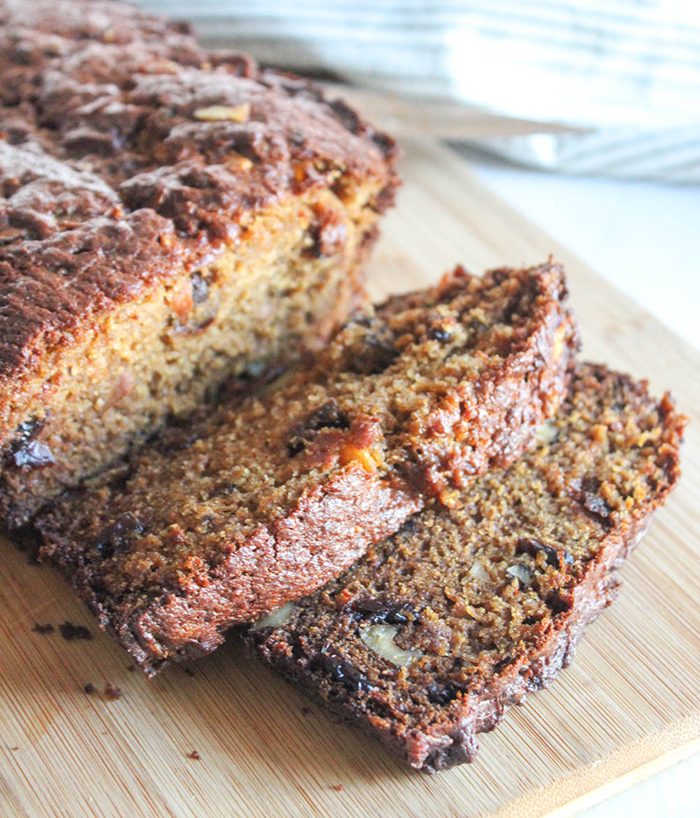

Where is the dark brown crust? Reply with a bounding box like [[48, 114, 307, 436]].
[[36, 263, 578, 674], [0, 0, 398, 421], [248, 365, 686, 772]]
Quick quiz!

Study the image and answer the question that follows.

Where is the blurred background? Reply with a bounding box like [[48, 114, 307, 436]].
[[139, 0, 699, 349], [142, 0, 700, 181], [136, 2, 698, 815]]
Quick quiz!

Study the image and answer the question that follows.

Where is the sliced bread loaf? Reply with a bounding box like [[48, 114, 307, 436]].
[[248, 364, 685, 772], [37, 262, 578, 673], [0, 0, 397, 525]]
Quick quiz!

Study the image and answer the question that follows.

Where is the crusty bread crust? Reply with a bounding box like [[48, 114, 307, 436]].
[[0, 0, 396, 387]]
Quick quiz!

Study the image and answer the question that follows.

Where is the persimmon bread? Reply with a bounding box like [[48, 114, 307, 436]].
[[0, 0, 398, 525], [248, 365, 685, 772], [37, 262, 578, 674]]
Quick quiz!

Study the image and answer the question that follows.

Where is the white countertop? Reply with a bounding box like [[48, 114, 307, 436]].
[[468, 150, 700, 818], [468, 150, 700, 351]]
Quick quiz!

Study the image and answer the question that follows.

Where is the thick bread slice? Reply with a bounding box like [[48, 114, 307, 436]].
[[248, 364, 685, 772], [37, 262, 578, 674]]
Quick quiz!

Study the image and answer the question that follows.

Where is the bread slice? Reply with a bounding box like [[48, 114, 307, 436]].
[[36, 262, 578, 674], [0, 0, 398, 526], [248, 364, 685, 772]]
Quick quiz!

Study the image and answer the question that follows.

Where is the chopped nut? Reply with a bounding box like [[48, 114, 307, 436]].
[[468, 561, 489, 582], [537, 421, 558, 444], [552, 323, 567, 361], [104, 369, 136, 411], [144, 59, 180, 75], [506, 563, 533, 587], [360, 624, 422, 667], [226, 155, 254, 172], [193, 103, 250, 123], [250, 602, 295, 631]]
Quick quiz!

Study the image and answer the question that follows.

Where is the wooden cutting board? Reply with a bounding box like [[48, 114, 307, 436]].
[[1, 139, 698, 818]]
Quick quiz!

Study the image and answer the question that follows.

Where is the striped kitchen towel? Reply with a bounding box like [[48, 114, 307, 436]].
[[141, 0, 700, 182]]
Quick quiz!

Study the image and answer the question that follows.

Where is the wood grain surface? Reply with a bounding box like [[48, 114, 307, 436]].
[[1, 139, 698, 818]]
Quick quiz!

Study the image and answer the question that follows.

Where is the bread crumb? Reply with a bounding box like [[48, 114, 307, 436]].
[[103, 683, 122, 701], [59, 621, 92, 641], [32, 622, 54, 635]]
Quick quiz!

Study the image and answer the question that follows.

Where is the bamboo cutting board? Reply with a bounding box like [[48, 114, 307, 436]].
[[1, 139, 698, 818]]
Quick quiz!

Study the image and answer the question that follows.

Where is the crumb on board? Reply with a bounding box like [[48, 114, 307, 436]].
[[183, 667, 195, 677], [300, 706, 312, 716], [32, 622, 54, 635], [59, 621, 92, 641], [187, 750, 201, 760], [332, 784, 344, 792], [84, 682, 95, 694], [126, 665, 136, 673], [13, 528, 42, 563], [103, 683, 122, 701]]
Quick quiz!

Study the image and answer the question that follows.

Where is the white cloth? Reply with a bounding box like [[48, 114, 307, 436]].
[[141, 0, 700, 182]]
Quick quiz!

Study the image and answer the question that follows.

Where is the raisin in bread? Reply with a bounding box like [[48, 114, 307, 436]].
[[248, 364, 685, 772], [37, 262, 578, 674]]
